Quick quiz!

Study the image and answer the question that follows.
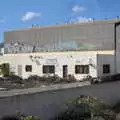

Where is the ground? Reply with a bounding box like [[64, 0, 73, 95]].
[[0, 75, 81, 90]]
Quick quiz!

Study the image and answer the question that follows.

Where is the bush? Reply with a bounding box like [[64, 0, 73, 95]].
[[27, 75, 62, 84], [21, 116, 40, 120], [26, 74, 77, 85], [16, 112, 40, 120], [52, 95, 115, 120], [4, 75, 23, 84], [27, 75, 43, 81], [0, 115, 40, 120], [46, 75, 61, 84], [0, 63, 10, 77]]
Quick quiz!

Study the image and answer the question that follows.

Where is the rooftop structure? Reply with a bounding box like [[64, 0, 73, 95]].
[[4, 18, 120, 53]]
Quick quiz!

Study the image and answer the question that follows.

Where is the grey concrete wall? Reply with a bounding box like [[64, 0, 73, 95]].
[[116, 24, 120, 73], [0, 81, 120, 120], [97, 54, 115, 77], [4, 22, 115, 53]]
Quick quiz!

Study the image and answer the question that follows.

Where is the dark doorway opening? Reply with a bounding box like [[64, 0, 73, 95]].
[[63, 65, 68, 78]]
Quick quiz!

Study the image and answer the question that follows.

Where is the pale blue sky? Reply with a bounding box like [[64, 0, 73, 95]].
[[0, 0, 120, 42]]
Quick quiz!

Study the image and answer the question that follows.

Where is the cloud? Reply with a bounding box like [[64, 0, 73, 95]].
[[72, 5, 86, 13], [21, 12, 41, 22], [76, 16, 92, 22], [70, 16, 93, 23]]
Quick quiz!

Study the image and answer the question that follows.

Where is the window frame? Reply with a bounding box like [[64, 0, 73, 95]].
[[25, 65, 32, 72], [75, 65, 89, 74], [43, 65, 55, 74], [103, 64, 110, 74]]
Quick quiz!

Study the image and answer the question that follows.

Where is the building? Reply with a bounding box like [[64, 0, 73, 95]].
[[4, 19, 116, 53], [1, 19, 120, 80], [0, 51, 115, 80]]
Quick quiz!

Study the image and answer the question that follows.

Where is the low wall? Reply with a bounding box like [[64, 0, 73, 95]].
[[0, 81, 120, 120]]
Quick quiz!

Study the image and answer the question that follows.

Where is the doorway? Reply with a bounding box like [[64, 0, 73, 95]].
[[63, 65, 68, 78]]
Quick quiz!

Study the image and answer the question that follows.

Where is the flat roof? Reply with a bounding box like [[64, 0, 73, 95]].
[[5, 18, 120, 32], [3, 50, 115, 57]]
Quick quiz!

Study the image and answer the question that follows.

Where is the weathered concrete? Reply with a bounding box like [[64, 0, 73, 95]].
[[0, 81, 120, 120]]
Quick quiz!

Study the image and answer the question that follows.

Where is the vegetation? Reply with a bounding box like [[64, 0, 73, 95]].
[[0, 63, 10, 77], [0, 74, 77, 90], [20, 116, 40, 120], [0, 116, 40, 120], [52, 95, 115, 120], [27, 75, 76, 84]]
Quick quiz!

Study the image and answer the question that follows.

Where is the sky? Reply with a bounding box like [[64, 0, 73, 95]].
[[0, 0, 120, 42]]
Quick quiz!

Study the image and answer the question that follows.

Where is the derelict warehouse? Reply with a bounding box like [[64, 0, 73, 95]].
[[1, 19, 120, 80]]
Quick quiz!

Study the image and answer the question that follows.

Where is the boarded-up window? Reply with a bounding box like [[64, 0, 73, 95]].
[[18, 65, 22, 77], [103, 64, 110, 74], [75, 65, 89, 74], [43, 65, 55, 74], [25, 65, 32, 72]]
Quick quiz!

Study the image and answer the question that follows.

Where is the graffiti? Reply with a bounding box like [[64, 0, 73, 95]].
[[4, 38, 111, 53]]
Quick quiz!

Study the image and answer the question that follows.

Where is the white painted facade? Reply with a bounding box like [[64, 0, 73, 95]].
[[0, 50, 115, 80]]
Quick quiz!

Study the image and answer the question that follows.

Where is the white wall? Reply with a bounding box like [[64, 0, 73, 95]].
[[0, 52, 98, 80]]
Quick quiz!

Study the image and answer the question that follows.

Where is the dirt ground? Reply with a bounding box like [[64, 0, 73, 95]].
[[0, 75, 78, 90]]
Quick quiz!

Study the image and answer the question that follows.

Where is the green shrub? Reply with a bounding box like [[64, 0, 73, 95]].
[[52, 95, 115, 120], [1, 63, 10, 77], [16, 112, 40, 120], [21, 116, 40, 120]]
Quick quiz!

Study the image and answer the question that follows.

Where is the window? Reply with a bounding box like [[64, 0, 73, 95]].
[[103, 64, 110, 74], [25, 65, 32, 72], [43, 65, 55, 74], [75, 65, 89, 74]]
